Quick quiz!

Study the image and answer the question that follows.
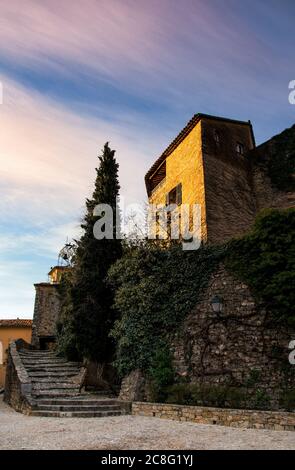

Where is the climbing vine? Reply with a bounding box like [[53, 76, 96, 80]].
[[259, 125, 295, 191], [108, 243, 224, 377], [108, 208, 295, 382], [226, 208, 295, 326]]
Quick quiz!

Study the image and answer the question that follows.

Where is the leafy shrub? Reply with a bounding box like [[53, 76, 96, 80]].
[[108, 244, 223, 376], [165, 383, 247, 409], [245, 369, 261, 387], [280, 390, 295, 411], [252, 389, 271, 410], [266, 125, 295, 191], [148, 344, 174, 402], [226, 208, 295, 325]]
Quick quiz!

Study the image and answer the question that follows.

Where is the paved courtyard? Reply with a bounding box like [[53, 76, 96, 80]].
[[0, 398, 294, 450]]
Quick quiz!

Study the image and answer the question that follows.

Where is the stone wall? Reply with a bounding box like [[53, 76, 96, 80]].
[[171, 264, 295, 409], [4, 339, 32, 414], [31, 283, 61, 348], [132, 402, 295, 431], [119, 264, 295, 409], [119, 370, 147, 401]]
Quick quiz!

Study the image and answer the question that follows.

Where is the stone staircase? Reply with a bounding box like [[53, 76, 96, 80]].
[[18, 349, 126, 417]]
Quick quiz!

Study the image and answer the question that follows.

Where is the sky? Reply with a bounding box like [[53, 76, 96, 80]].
[[0, 0, 294, 318]]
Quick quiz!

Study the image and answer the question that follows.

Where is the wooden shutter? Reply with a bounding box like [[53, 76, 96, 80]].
[[176, 183, 182, 205]]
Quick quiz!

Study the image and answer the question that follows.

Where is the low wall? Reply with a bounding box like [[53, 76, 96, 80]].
[[132, 402, 295, 432], [4, 339, 33, 414]]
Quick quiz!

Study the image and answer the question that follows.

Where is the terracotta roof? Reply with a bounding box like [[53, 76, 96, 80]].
[[145, 113, 255, 196], [0, 319, 32, 328]]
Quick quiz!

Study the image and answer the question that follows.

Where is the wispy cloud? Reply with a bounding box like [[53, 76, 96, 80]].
[[0, 0, 288, 104], [0, 73, 166, 224], [0, 0, 294, 318], [0, 73, 170, 318]]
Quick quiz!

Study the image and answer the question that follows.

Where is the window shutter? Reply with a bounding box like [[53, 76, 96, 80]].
[[176, 184, 182, 205]]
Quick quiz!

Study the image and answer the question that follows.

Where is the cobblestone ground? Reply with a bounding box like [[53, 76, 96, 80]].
[[0, 398, 294, 450]]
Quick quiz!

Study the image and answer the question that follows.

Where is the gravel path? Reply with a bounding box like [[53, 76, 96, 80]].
[[0, 398, 294, 450]]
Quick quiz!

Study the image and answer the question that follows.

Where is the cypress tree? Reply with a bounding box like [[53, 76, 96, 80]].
[[57, 142, 122, 362]]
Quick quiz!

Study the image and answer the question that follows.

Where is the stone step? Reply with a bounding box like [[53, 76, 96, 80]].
[[18, 350, 110, 411], [31, 377, 75, 383], [29, 410, 123, 418], [19, 352, 57, 358], [32, 382, 80, 390], [22, 357, 70, 365], [34, 398, 117, 406], [28, 371, 79, 378], [24, 362, 73, 368], [26, 367, 81, 375], [28, 372, 80, 378], [20, 355, 57, 360], [32, 404, 122, 412], [25, 361, 80, 367], [32, 390, 81, 398], [20, 350, 56, 354], [21, 358, 79, 365], [22, 359, 80, 365]]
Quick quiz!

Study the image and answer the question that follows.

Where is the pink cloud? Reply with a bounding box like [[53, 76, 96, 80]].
[[0, 73, 170, 229], [0, 0, 276, 99]]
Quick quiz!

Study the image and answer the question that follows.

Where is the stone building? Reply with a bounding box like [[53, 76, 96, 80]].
[[145, 113, 256, 244], [119, 116, 295, 406], [145, 114, 295, 244], [31, 266, 68, 349], [0, 319, 32, 387]]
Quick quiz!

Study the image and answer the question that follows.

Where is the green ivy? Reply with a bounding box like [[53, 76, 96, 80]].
[[108, 208, 295, 402], [108, 243, 224, 377], [226, 208, 295, 326], [165, 383, 271, 411], [265, 125, 295, 191], [148, 343, 174, 402]]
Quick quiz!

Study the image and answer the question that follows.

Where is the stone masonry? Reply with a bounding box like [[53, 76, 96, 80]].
[[120, 265, 295, 410], [31, 283, 61, 348], [145, 115, 294, 245], [132, 402, 295, 432], [171, 264, 295, 408]]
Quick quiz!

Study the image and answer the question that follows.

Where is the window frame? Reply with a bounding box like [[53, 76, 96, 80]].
[[236, 142, 245, 156], [166, 183, 182, 206]]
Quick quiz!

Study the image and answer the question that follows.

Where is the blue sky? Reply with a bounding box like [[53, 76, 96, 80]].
[[0, 0, 294, 318]]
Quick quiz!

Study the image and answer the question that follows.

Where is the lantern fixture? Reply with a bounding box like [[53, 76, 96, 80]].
[[211, 295, 223, 314]]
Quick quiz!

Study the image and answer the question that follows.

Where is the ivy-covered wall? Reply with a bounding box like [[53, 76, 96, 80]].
[[112, 209, 295, 411], [251, 124, 295, 211], [108, 244, 224, 378], [170, 264, 295, 410]]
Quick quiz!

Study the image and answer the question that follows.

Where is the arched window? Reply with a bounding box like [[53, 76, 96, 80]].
[[0, 341, 3, 365]]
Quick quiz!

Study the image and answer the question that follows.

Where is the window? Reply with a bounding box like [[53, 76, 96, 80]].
[[236, 142, 245, 155], [166, 183, 182, 206], [213, 129, 220, 145]]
